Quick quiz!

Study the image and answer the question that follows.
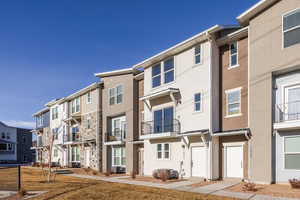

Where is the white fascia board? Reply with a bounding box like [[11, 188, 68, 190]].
[[94, 68, 139, 78]]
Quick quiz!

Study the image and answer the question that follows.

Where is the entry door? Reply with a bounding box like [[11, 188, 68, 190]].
[[85, 148, 90, 167], [138, 148, 144, 175], [191, 147, 207, 177], [226, 146, 243, 178]]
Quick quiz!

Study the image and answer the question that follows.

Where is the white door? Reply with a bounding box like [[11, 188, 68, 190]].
[[225, 146, 243, 178], [191, 147, 207, 177], [85, 148, 90, 167]]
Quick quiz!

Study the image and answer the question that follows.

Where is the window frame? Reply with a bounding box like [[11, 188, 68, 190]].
[[152, 63, 162, 88], [283, 135, 300, 170], [225, 87, 242, 118], [194, 93, 202, 112], [71, 146, 80, 162], [282, 8, 300, 49], [194, 44, 202, 65], [156, 143, 170, 160], [108, 85, 123, 105], [151, 57, 175, 89], [52, 106, 58, 120], [86, 92, 92, 104], [229, 41, 239, 69], [163, 57, 175, 84], [112, 147, 126, 167], [71, 98, 80, 114]]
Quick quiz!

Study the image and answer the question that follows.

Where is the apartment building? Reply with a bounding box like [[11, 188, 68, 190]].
[[32, 108, 50, 163], [214, 27, 250, 180], [95, 68, 141, 174], [238, 0, 300, 183], [0, 121, 33, 163], [61, 83, 102, 170], [132, 25, 243, 179]]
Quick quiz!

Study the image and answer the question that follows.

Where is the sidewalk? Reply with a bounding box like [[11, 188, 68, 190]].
[[67, 174, 300, 200]]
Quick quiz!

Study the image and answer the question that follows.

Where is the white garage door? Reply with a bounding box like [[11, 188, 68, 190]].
[[225, 146, 243, 178], [191, 147, 207, 177]]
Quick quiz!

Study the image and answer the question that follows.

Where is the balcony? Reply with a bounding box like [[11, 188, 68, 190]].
[[104, 130, 126, 145], [64, 133, 81, 143], [274, 101, 300, 130], [140, 119, 180, 140]]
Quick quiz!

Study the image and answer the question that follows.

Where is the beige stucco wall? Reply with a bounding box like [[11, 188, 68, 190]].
[[101, 73, 139, 174], [249, 0, 300, 183]]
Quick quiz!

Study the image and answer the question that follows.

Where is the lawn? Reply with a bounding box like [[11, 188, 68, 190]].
[[10, 167, 240, 200]]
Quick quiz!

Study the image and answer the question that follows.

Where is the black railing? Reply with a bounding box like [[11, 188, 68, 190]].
[[63, 133, 81, 143], [141, 119, 180, 135], [275, 101, 300, 123], [106, 130, 126, 142]]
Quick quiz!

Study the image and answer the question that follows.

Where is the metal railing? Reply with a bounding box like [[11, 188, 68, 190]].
[[106, 130, 126, 142], [63, 133, 81, 143], [275, 101, 300, 123], [141, 119, 180, 135]]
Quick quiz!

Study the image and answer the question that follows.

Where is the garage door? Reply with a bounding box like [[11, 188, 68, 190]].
[[191, 147, 207, 177], [225, 146, 243, 178]]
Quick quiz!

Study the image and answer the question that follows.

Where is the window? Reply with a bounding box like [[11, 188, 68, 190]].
[[109, 85, 123, 105], [284, 136, 300, 169], [86, 118, 91, 129], [6, 133, 10, 139], [1, 132, 5, 139], [229, 42, 238, 68], [194, 93, 202, 112], [152, 64, 161, 88], [283, 8, 300, 48], [87, 92, 92, 104], [226, 88, 241, 116], [37, 115, 43, 127], [71, 98, 80, 113], [157, 143, 170, 159], [54, 149, 58, 157], [164, 58, 174, 84], [22, 137, 26, 143], [153, 107, 174, 133], [52, 107, 58, 120], [7, 144, 13, 151], [0, 143, 6, 151], [195, 44, 202, 64], [112, 147, 126, 166], [71, 146, 80, 162], [52, 128, 58, 140]]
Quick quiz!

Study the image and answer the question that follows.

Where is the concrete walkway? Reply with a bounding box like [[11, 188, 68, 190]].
[[66, 174, 300, 200]]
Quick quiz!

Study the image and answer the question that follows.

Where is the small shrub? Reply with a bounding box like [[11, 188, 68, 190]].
[[104, 171, 111, 177], [158, 170, 170, 182], [289, 178, 300, 189], [242, 182, 257, 192], [17, 189, 27, 197], [130, 171, 137, 179], [92, 171, 97, 175], [152, 170, 159, 179]]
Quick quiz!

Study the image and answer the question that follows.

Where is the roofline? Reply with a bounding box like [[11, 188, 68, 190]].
[[32, 107, 50, 117], [94, 68, 140, 78], [132, 24, 239, 70], [237, 0, 279, 24], [45, 98, 65, 107], [62, 82, 101, 102], [217, 27, 249, 46], [0, 121, 31, 130]]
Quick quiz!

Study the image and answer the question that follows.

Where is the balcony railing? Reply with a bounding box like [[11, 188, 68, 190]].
[[275, 101, 300, 123], [63, 133, 81, 143], [141, 119, 180, 135], [106, 130, 126, 142]]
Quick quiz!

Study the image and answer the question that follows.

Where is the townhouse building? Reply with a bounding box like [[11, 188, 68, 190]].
[[237, 0, 300, 184], [60, 83, 102, 170], [95, 68, 141, 174], [214, 27, 250, 180], [32, 108, 50, 163], [0, 121, 33, 163], [132, 25, 242, 179]]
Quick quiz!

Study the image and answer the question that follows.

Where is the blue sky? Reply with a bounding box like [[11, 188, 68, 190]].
[[0, 0, 258, 129]]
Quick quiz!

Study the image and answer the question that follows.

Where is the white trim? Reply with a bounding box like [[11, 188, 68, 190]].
[[156, 143, 171, 160], [222, 143, 245, 178], [108, 84, 123, 105], [194, 43, 203, 65], [111, 146, 126, 167], [86, 92, 92, 104], [95, 68, 138, 78], [282, 135, 300, 171], [151, 57, 175, 89]]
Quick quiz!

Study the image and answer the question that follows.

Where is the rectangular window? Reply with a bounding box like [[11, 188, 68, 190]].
[[194, 93, 202, 112], [229, 42, 238, 68], [152, 64, 161, 88], [54, 149, 58, 157], [71, 98, 80, 113], [52, 107, 58, 120], [87, 92, 92, 104], [195, 44, 201, 64], [71, 146, 80, 162], [157, 143, 170, 160], [112, 147, 125, 166], [226, 88, 241, 116], [7, 144, 13, 151], [284, 136, 300, 170], [0, 143, 7, 151], [283, 8, 300, 48], [86, 118, 91, 129], [153, 107, 174, 133], [109, 85, 123, 105], [164, 58, 174, 84]]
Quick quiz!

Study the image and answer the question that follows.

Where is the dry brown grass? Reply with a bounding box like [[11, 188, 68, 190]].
[[227, 182, 300, 199], [17, 167, 238, 200]]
